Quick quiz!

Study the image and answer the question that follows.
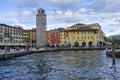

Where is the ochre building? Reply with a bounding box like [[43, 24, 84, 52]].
[[46, 23, 105, 47], [59, 23, 105, 47], [28, 28, 36, 47]]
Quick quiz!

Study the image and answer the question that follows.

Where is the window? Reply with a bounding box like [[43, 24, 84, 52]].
[[84, 31, 86, 34], [41, 10, 45, 14], [88, 36, 89, 39], [94, 31, 97, 34], [4, 40, 6, 43], [89, 31, 92, 34], [81, 36, 83, 39], [82, 31, 84, 34], [0, 39, 2, 43], [91, 36, 93, 39], [96, 36, 98, 39]]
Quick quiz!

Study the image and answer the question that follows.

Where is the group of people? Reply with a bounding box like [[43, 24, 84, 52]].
[[0, 46, 29, 53]]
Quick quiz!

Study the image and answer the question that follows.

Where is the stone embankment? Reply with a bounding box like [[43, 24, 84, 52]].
[[0, 47, 105, 60]]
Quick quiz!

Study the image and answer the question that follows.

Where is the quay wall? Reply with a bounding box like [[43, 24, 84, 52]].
[[0, 47, 105, 60]]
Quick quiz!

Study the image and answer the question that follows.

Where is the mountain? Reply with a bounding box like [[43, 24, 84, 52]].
[[109, 34, 120, 39]]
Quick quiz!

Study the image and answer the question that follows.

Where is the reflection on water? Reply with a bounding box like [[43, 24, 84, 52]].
[[0, 50, 120, 80]]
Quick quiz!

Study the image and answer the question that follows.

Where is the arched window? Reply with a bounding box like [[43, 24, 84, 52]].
[[74, 42, 79, 47], [88, 41, 92, 47], [82, 41, 86, 47]]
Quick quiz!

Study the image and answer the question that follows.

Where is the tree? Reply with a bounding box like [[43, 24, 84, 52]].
[[104, 36, 112, 42]]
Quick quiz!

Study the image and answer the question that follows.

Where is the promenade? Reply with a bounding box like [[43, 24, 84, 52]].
[[0, 48, 45, 60], [0, 47, 106, 60], [0, 48, 45, 55]]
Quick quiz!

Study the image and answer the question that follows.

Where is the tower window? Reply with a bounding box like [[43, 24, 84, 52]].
[[41, 10, 45, 13]]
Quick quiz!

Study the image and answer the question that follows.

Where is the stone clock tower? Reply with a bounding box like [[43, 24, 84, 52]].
[[36, 8, 46, 47]]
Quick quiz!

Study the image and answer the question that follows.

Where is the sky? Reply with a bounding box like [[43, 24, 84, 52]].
[[0, 0, 120, 36]]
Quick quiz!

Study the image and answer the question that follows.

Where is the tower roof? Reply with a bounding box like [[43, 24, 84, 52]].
[[37, 8, 45, 14]]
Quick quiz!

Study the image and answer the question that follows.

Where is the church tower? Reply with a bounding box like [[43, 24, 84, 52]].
[[36, 8, 46, 47]]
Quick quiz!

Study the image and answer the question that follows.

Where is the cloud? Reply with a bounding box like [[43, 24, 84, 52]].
[[105, 30, 120, 37], [47, 22, 73, 30], [42, 0, 84, 9], [8, 18, 19, 24], [90, 0, 120, 12], [0, 9, 35, 29], [14, 0, 84, 10], [17, 0, 40, 9], [0, 12, 18, 25], [14, 9, 36, 26], [47, 8, 92, 23], [1, 0, 120, 37], [46, 8, 120, 37], [22, 10, 35, 20], [11, 21, 35, 30], [108, 21, 120, 26]]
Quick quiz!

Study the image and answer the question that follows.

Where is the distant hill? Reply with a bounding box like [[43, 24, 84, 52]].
[[109, 35, 120, 39]]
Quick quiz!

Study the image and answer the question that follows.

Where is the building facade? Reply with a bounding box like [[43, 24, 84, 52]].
[[0, 24, 24, 47], [60, 28, 99, 47], [46, 31, 50, 44], [87, 23, 105, 46], [36, 8, 46, 47], [28, 28, 36, 47], [50, 30, 60, 46], [0, 21, 104, 48], [59, 23, 105, 47], [22, 30, 29, 45]]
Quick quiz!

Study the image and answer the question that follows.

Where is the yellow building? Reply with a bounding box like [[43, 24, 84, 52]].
[[46, 31, 50, 44], [66, 23, 86, 30], [28, 28, 36, 47], [22, 30, 29, 45], [60, 23, 105, 47], [87, 23, 104, 42]]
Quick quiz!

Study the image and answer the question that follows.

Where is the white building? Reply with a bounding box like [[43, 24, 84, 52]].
[[0, 24, 24, 46], [36, 8, 46, 47]]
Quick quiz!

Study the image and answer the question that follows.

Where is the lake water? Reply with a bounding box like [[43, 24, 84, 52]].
[[0, 50, 120, 80]]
